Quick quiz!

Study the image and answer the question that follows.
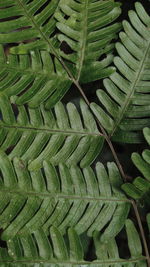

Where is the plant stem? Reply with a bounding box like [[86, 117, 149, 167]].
[[131, 200, 150, 267], [62, 59, 150, 266], [64, 67, 127, 180]]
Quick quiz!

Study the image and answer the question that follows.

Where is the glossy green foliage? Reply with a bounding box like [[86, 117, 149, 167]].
[[0, 156, 129, 240], [0, 0, 121, 106], [55, 0, 121, 82], [0, 97, 103, 170], [0, 0, 66, 107], [0, 0, 59, 53], [91, 3, 150, 143], [0, 220, 146, 266], [122, 127, 150, 202], [0, 46, 71, 108], [0, 1, 149, 266]]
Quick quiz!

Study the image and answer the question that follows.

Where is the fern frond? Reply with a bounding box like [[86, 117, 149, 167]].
[[0, 220, 147, 266], [0, 97, 103, 170], [0, 1, 75, 107], [55, 0, 122, 83], [90, 2, 150, 143], [122, 127, 150, 202], [0, 1, 122, 106], [0, 0, 60, 54], [0, 45, 72, 108], [0, 155, 130, 240]]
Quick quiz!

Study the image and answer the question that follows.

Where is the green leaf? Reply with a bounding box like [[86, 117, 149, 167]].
[[0, 0, 60, 53], [0, 156, 129, 240], [0, 220, 147, 266], [0, 0, 122, 106], [126, 219, 142, 257], [90, 2, 150, 143], [50, 226, 69, 260], [122, 127, 150, 203], [55, 0, 121, 82], [0, 46, 72, 108], [0, 97, 103, 170]]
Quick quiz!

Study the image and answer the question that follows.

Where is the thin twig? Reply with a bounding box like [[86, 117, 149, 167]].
[[131, 200, 150, 267], [96, 121, 126, 180], [45, 52, 149, 267], [63, 60, 150, 267], [60, 61, 127, 180]]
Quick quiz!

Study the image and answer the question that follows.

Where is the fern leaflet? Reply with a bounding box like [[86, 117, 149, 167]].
[[0, 155, 129, 241], [54, 0, 121, 83], [0, 0, 122, 105], [0, 97, 103, 170], [122, 127, 150, 203], [0, 220, 147, 266], [91, 2, 150, 143]]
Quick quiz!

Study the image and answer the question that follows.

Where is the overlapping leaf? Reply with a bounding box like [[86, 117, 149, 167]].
[[0, 0, 122, 106], [91, 2, 150, 143], [0, 96, 103, 170], [0, 1, 149, 266], [55, 0, 122, 83], [0, 155, 129, 241], [0, 220, 147, 266], [122, 127, 150, 203], [0, 0, 60, 53], [0, 0, 69, 108], [0, 45, 71, 108]]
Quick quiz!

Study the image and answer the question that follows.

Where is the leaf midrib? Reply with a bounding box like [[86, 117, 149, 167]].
[[17, 0, 61, 59], [1, 188, 129, 203], [0, 257, 146, 265], [1, 124, 100, 137], [110, 41, 150, 137], [76, 0, 88, 81], [15, 0, 91, 105]]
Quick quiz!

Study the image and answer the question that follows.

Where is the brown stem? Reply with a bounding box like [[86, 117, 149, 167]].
[[59, 58, 127, 179], [96, 121, 126, 180], [131, 200, 150, 267], [53, 47, 148, 264], [67, 70, 127, 180]]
